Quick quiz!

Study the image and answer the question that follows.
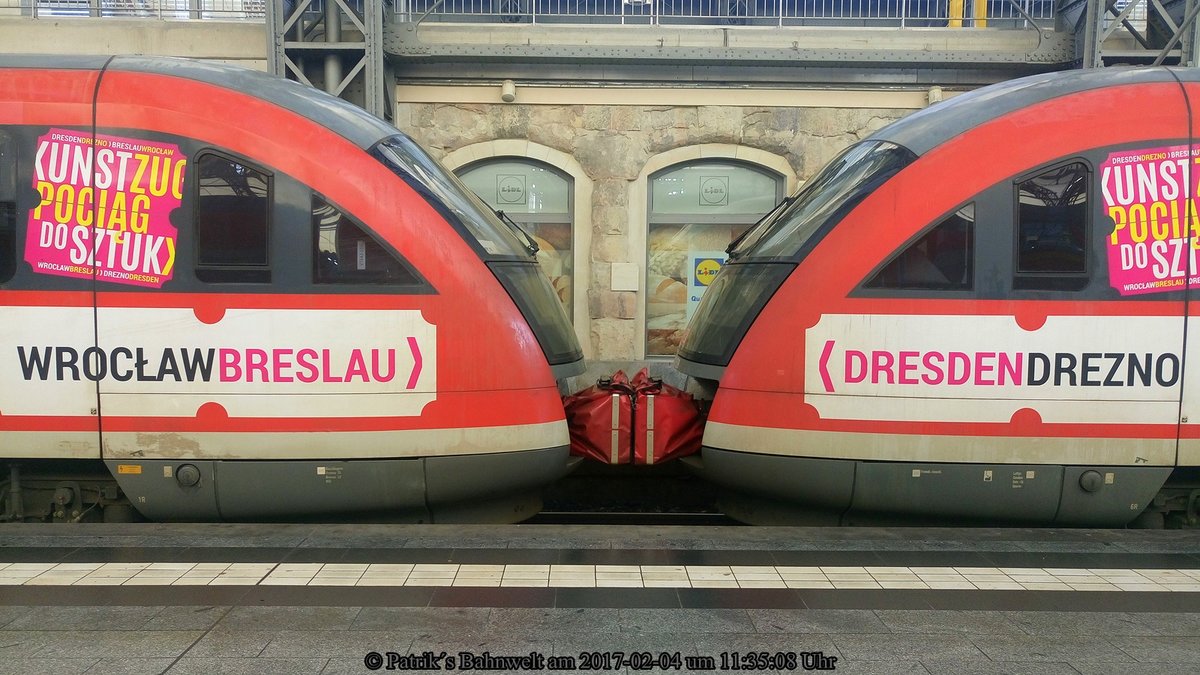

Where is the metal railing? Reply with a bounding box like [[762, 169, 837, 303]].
[[0, 0, 1061, 26], [1108, 0, 1149, 33], [395, 0, 1056, 27], [0, 0, 264, 19]]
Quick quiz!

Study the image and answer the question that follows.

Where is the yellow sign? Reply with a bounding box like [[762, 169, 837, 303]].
[[693, 258, 722, 287], [117, 464, 142, 475]]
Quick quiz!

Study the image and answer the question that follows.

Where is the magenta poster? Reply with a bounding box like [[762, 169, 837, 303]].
[[1103, 143, 1200, 296], [24, 128, 185, 288]]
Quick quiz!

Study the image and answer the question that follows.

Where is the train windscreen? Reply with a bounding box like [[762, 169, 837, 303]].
[[373, 135, 583, 371], [489, 262, 584, 367], [373, 135, 531, 260], [676, 262, 795, 367], [678, 140, 915, 371], [728, 140, 916, 262]]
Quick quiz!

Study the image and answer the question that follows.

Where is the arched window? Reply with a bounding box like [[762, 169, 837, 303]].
[[646, 160, 783, 356], [458, 158, 574, 318]]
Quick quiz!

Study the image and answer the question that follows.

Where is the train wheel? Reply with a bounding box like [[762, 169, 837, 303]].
[[102, 503, 138, 523], [1128, 509, 1165, 529]]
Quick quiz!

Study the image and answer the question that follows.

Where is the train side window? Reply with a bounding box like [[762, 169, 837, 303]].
[[312, 195, 420, 286], [0, 130, 14, 284], [865, 204, 974, 291], [1014, 161, 1089, 290], [195, 153, 271, 283]]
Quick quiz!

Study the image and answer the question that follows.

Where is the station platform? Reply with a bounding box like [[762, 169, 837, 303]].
[[1, 523, 1199, 675]]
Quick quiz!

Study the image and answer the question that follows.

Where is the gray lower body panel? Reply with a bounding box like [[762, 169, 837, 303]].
[[105, 445, 572, 523], [692, 446, 1173, 527]]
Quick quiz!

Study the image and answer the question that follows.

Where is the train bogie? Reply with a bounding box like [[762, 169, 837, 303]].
[[678, 66, 1200, 526], [0, 56, 583, 523]]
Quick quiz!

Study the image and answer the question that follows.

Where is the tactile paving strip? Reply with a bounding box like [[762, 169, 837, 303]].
[[2, 562, 1198, 591]]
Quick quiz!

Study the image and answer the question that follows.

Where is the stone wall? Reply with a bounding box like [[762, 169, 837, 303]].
[[396, 100, 909, 364]]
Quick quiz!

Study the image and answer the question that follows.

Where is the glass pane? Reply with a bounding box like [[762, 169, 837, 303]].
[[530, 221, 572, 318], [650, 163, 779, 218], [456, 159, 574, 320], [490, 261, 583, 366], [459, 160, 570, 215], [866, 204, 974, 291], [373, 135, 529, 258], [731, 141, 915, 261], [313, 195, 420, 286], [0, 202, 13, 284], [677, 262, 795, 367], [646, 160, 784, 356], [1017, 162, 1088, 274], [196, 154, 269, 271], [0, 130, 13, 284], [647, 222, 751, 356]]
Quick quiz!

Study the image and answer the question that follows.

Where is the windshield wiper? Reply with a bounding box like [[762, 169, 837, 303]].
[[496, 209, 539, 257], [726, 194, 797, 259]]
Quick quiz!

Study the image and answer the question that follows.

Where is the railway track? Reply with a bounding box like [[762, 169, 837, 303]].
[[526, 511, 740, 526]]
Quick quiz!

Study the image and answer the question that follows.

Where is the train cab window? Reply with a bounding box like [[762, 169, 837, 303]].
[[1014, 161, 1089, 290], [0, 130, 14, 284], [865, 204, 974, 291], [312, 195, 420, 286], [195, 153, 271, 283]]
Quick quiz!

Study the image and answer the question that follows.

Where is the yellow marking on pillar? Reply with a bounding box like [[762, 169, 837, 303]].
[[949, 0, 963, 28], [975, 0, 987, 28]]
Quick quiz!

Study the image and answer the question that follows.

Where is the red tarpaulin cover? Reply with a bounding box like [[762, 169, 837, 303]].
[[628, 369, 703, 465], [563, 369, 703, 465], [563, 370, 634, 464]]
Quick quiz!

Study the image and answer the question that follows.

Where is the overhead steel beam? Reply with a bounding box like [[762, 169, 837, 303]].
[[1079, 0, 1200, 68], [385, 23, 1075, 71], [268, 0, 391, 120]]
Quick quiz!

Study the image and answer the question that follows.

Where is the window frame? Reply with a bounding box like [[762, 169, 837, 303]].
[[859, 201, 976, 295], [1010, 158, 1092, 291], [193, 150, 274, 284], [645, 159, 786, 357], [457, 158, 574, 222], [310, 191, 429, 290], [0, 127, 14, 285]]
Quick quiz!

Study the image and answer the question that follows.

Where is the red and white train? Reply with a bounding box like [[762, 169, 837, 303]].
[[0, 55, 583, 523], [678, 66, 1200, 527]]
